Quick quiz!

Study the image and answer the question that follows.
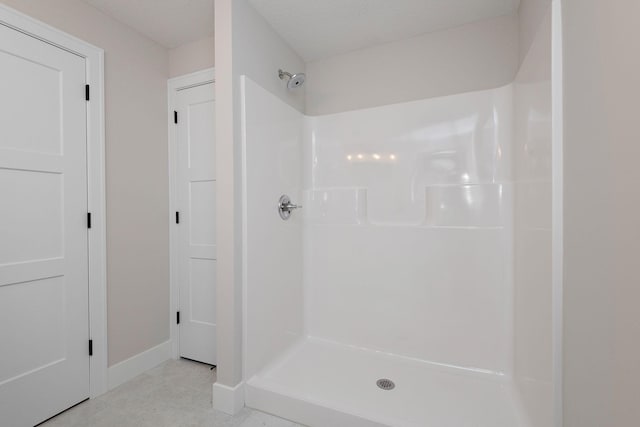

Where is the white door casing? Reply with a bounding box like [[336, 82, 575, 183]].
[[0, 21, 90, 427], [169, 70, 217, 365]]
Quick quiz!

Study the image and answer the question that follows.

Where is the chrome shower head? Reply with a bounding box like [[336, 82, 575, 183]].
[[278, 69, 305, 89]]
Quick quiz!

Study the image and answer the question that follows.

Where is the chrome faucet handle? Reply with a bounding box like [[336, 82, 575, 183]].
[[282, 202, 301, 211], [278, 195, 302, 220]]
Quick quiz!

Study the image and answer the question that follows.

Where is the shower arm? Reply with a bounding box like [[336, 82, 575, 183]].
[[278, 69, 292, 80]]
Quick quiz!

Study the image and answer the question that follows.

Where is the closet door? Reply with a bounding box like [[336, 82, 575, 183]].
[[176, 82, 217, 365], [0, 23, 90, 426]]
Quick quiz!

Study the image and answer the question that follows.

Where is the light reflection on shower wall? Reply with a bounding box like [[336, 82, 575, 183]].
[[302, 87, 516, 375]]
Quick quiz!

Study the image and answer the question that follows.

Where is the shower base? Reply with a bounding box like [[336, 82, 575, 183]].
[[245, 337, 529, 427]]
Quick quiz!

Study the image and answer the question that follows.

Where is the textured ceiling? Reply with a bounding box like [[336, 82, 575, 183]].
[[248, 0, 521, 61], [82, 0, 214, 48]]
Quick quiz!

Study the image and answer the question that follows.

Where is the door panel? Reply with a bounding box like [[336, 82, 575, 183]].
[[189, 259, 217, 325], [189, 180, 217, 246], [176, 83, 217, 365], [0, 44, 62, 154], [0, 23, 89, 427], [0, 169, 63, 264]]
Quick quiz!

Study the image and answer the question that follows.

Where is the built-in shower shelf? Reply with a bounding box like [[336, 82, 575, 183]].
[[303, 187, 368, 225], [303, 183, 511, 228]]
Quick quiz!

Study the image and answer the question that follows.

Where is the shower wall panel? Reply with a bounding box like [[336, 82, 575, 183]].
[[303, 87, 515, 375], [513, 6, 553, 427], [242, 76, 304, 379]]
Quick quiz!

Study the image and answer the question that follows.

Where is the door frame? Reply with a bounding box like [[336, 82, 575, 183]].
[[168, 68, 216, 359], [0, 4, 107, 398]]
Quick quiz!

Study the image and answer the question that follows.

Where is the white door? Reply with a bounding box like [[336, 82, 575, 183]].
[[0, 23, 90, 427], [175, 83, 217, 365]]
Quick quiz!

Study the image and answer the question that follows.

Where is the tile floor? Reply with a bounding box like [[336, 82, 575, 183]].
[[40, 359, 304, 427]]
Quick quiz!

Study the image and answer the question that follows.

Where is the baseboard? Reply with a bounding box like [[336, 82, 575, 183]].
[[107, 340, 172, 390], [213, 381, 245, 414]]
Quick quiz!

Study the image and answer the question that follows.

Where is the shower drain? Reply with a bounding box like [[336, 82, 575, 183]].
[[376, 378, 395, 390]]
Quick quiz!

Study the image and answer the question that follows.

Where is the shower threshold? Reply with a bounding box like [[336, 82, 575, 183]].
[[245, 337, 529, 427]]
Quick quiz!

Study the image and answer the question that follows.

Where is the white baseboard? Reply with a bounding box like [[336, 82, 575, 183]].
[[213, 381, 245, 414], [107, 340, 172, 390]]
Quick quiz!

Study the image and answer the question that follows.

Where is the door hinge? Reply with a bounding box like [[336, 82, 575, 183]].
[[177, 311, 180, 324], [87, 212, 92, 229], [174, 110, 178, 124], [85, 84, 90, 101], [89, 339, 93, 356], [175, 211, 180, 224]]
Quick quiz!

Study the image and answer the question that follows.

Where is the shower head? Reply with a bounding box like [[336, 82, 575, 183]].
[[278, 69, 305, 89]]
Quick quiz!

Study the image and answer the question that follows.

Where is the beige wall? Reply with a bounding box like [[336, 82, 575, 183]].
[[232, 0, 305, 112], [214, 0, 237, 389], [562, 0, 640, 425], [2, 0, 170, 366], [305, 14, 518, 115], [169, 35, 215, 78], [518, 0, 552, 64]]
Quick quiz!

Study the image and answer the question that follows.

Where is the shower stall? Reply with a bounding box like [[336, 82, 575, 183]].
[[231, 2, 556, 427]]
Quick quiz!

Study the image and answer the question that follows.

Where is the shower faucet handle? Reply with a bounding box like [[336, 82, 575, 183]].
[[282, 202, 301, 210], [278, 194, 302, 220]]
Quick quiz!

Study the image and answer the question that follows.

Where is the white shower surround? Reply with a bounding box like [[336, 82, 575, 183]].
[[303, 86, 514, 376], [240, 73, 552, 426]]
